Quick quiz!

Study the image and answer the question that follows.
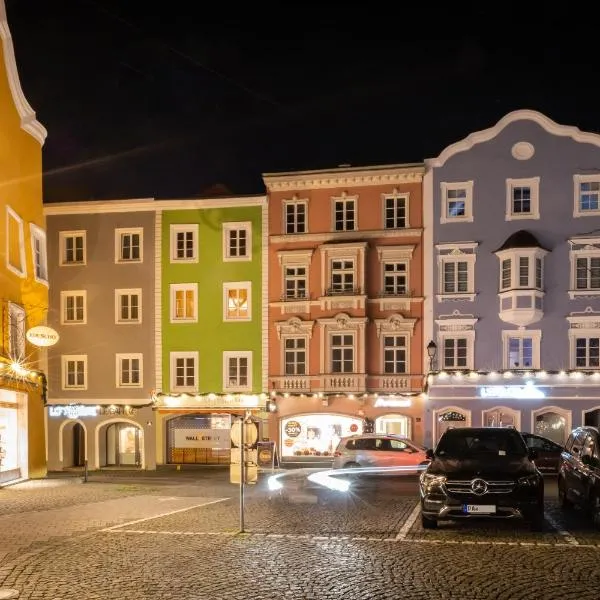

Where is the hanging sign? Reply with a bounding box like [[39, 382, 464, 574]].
[[26, 326, 60, 347]]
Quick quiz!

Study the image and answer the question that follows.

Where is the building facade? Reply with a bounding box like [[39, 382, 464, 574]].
[[264, 164, 426, 464], [148, 195, 268, 467], [0, 1, 48, 484], [44, 200, 157, 471], [423, 110, 600, 447]]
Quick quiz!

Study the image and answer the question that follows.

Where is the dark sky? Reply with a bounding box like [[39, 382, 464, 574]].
[[6, 1, 600, 202]]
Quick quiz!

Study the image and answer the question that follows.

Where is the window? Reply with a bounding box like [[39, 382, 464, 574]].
[[223, 222, 251, 261], [568, 315, 600, 369], [331, 333, 354, 373], [60, 291, 86, 324], [501, 259, 511, 289], [574, 175, 600, 217], [284, 266, 307, 299], [329, 259, 355, 293], [435, 317, 477, 371], [170, 224, 198, 262], [319, 243, 367, 308], [283, 198, 307, 234], [115, 289, 141, 324], [569, 237, 600, 298], [436, 243, 477, 301], [6, 206, 26, 276], [284, 337, 306, 375], [170, 352, 198, 391], [443, 338, 468, 369], [62, 355, 87, 390], [170, 284, 197, 322], [116, 353, 143, 387], [224, 282, 251, 321], [506, 177, 540, 220], [383, 334, 407, 374], [30, 224, 48, 283], [496, 251, 546, 291], [383, 190, 409, 229], [502, 330, 541, 369], [332, 194, 357, 231], [223, 351, 252, 390], [59, 231, 86, 265], [575, 338, 600, 368], [115, 228, 143, 263], [440, 181, 473, 224], [8, 303, 25, 360], [383, 262, 407, 295]]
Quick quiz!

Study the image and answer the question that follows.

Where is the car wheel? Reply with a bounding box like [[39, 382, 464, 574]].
[[421, 513, 438, 529], [558, 477, 572, 509]]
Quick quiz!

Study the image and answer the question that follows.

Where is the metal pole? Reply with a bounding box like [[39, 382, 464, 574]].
[[239, 415, 245, 533], [84, 459, 88, 483]]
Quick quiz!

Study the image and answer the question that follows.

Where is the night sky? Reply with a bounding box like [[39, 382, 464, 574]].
[[6, 1, 599, 203]]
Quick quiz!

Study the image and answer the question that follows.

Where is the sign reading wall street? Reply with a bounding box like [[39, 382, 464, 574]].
[[172, 428, 230, 449], [26, 325, 60, 347], [478, 381, 546, 400]]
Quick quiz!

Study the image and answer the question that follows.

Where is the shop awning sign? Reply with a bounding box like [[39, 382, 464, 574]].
[[26, 325, 60, 347], [478, 381, 545, 400]]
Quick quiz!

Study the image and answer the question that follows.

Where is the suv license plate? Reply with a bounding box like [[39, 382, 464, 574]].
[[463, 504, 496, 514]]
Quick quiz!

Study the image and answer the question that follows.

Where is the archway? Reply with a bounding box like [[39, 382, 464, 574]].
[[482, 406, 521, 430], [532, 406, 571, 445], [375, 414, 411, 438], [96, 418, 144, 469], [58, 419, 88, 468], [434, 407, 471, 443]]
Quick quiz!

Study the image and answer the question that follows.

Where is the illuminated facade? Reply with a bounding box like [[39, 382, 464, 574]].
[[0, 1, 48, 484]]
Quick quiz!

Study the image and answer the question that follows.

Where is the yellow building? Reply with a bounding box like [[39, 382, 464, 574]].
[[0, 1, 49, 484]]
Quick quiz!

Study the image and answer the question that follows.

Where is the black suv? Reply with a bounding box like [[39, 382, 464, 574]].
[[558, 426, 600, 527], [419, 427, 544, 530]]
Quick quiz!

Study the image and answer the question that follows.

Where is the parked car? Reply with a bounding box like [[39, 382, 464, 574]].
[[332, 434, 429, 472], [520, 432, 563, 472], [558, 426, 600, 526], [419, 427, 544, 530]]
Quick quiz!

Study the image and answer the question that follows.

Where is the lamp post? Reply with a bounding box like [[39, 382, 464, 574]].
[[427, 341, 437, 372]]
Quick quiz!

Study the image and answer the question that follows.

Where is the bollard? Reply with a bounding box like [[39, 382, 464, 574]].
[[84, 459, 88, 483]]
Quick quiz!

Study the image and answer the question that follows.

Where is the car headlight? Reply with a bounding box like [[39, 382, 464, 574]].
[[517, 474, 541, 487], [420, 473, 446, 489], [267, 475, 284, 491]]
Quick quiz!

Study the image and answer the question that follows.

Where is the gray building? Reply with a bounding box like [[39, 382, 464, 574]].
[[44, 199, 157, 471], [423, 110, 600, 447]]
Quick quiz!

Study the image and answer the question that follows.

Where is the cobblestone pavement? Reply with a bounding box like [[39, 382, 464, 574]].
[[0, 470, 600, 599]]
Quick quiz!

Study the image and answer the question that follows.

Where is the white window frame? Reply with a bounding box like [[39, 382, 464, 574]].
[[329, 331, 356, 373], [496, 248, 547, 291], [222, 221, 252, 262], [506, 177, 540, 221], [502, 330, 541, 369], [436, 242, 478, 301], [440, 181, 474, 224], [59, 230, 86, 266], [435, 317, 477, 371], [574, 174, 600, 218], [61, 354, 88, 390], [280, 334, 309, 376], [567, 315, 600, 370], [115, 289, 142, 324], [116, 353, 143, 388], [60, 290, 87, 325], [382, 189, 410, 229], [282, 196, 308, 235], [223, 351, 253, 391], [170, 351, 198, 392], [569, 238, 600, 299], [331, 193, 358, 232], [29, 223, 48, 284], [381, 332, 409, 375], [223, 281, 252, 322], [377, 245, 414, 297], [170, 224, 198, 263], [170, 283, 198, 323], [279, 250, 313, 301], [6, 206, 26, 277], [8, 302, 25, 360], [319, 242, 367, 302], [115, 227, 143, 263]]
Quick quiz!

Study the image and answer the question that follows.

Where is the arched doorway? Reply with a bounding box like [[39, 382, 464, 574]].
[[533, 407, 570, 445], [72, 423, 85, 467], [104, 422, 141, 467], [375, 414, 411, 438], [482, 406, 520, 430], [58, 419, 88, 469], [435, 407, 470, 443]]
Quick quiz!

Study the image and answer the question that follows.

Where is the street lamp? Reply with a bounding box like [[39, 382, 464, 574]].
[[427, 341, 437, 372]]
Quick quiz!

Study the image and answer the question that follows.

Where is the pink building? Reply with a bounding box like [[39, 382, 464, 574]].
[[264, 163, 426, 464]]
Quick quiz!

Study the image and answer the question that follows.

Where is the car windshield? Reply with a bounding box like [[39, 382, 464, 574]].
[[435, 429, 528, 458]]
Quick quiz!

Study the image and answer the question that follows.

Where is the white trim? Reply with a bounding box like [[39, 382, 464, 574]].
[[436, 246, 477, 302], [222, 221, 252, 262], [317, 313, 368, 374], [567, 314, 600, 370], [169, 283, 198, 323], [440, 181, 474, 224], [223, 350, 253, 392], [501, 329, 542, 369], [57, 419, 88, 464], [531, 406, 571, 443], [573, 174, 600, 218], [379, 329, 411, 376], [7, 302, 25, 359], [223, 281, 252, 321], [114, 288, 142, 324], [278, 330, 310, 378], [116, 353, 144, 388], [59, 230, 87, 266], [427, 109, 600, 168], [282, 196, 309, 234], [423, 168, 434, 375], [94, 418, 145, 470], [331, 192, 358, 232], [60, 290, 87, 325], [568, 240, 600, 299], [154, 211, 163, 392], [270, 227, 422, 244], [29, 223, 48, 285], [261, 200, 269, 394], [0, 5, 47, 144], [435, 317, 478, 371], [114, 227, 144, 264], [319, 241, 367, 297], [169, 351, 198, 393], [505, 177, 540, 221], [382, 189, 411, 229], [61, 354, 88, 390], [5, 205, 25, 277], [169, 223, 198, 263]]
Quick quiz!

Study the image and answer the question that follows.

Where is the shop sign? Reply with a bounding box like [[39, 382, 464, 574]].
[[26, 325, 60, 347], [172, 428, 230, 449], [49, 405, 98, 419], [284, 420, 301, 438], [374, 398, 412, 408], [479, 381, 545, 400]]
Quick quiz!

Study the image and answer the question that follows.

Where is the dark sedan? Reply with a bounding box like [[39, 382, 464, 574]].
[[521, 432, 563, 472]]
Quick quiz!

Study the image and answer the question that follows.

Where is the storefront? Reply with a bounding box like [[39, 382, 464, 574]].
[[46, 402, 156, 471], [0, 389, 26, 484], [424, 370, 600, 448]]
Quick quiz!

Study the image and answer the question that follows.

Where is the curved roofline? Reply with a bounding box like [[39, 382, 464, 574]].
[[0, 1, 47, 145], [426, 109, 600, 168]]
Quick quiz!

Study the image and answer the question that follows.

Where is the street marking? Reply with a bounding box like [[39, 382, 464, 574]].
[[396, 502, 421, 540], [544, 513, 579, 545], [101, 498, 229, 531]]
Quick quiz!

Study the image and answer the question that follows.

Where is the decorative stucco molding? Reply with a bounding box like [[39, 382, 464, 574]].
[[374, 314, 417, 338], [275, 316, 315, 339], [427, 109, 600, 168], [0, 2, 47, 145]]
